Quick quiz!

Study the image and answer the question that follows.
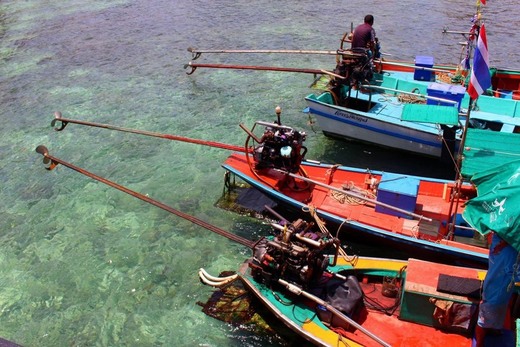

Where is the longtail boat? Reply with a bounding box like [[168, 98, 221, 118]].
[[200, 222, 515, 347], [304, 57, 520, 160], [46, 112, 491, 268], [185, 6, 520, 162], [186, 50, 520, 161], [220, 119, 491, 268], [35, 147, 515, 347], [303, 5, 520, 160], [187, 47, 520, 162], [224, 255, 491, 346]]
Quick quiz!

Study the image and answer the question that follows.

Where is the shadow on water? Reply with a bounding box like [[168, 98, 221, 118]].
[[198, 271, 313, 347], [215, 184, 411, 262], [312, 135, 457, 180]]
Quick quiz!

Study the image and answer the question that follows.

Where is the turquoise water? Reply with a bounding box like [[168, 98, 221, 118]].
[[1, 1, 519, 346]]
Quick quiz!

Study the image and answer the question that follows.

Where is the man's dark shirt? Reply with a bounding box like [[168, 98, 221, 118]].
[[351, 23, 375, 49]]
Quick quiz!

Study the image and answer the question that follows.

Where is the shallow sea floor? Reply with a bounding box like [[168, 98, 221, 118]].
[[1, 0, 519, 346]]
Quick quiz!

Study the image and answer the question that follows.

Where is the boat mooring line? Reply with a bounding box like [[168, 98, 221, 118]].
[[35, 145, 254, 249]]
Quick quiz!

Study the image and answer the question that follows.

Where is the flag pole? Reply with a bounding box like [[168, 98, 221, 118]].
[[447, 0, 491, 240], [447, 20, 484, 238], [456, 97, 475, 175], [447, 96, 475, 239]]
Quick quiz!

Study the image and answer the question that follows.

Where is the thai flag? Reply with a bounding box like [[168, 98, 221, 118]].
[[467, 24, 491, 99]]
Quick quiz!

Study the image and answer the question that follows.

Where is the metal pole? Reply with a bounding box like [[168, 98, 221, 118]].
[[282, 170, 432, 222], [51, 112, 248, 153], [35, 146, 255, 248], [361, 84, 459, 105], [187, 47, 339, 55], [278, 279, 391, 347], [373, 59, 456, 73], [185, 62, 325, 75]]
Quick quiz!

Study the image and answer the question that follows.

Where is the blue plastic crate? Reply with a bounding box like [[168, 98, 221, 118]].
[[414, 55, 434, 81], [375, 173, 419, 219], [427, 82, 466, 111]]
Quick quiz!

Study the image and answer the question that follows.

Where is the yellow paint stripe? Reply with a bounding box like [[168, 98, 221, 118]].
[[301, 320, 363, 347], [336, 256, 408, 271]]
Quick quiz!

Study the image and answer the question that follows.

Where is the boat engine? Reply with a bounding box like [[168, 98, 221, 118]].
[[253, 122, 307, 173], [334, 48, 374, 87], [249, 219, 339, 288]]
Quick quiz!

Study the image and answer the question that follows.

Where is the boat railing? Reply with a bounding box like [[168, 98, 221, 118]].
[[362, 84, 459, 105]]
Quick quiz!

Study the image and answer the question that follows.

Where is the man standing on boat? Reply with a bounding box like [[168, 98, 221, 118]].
[[462, 159, 520, 346], [475, 232, 519, 347], [351, 14, 377, 58], [333, 14, 379, 91]]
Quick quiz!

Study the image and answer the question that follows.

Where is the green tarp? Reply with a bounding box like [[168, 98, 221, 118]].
[[401, 104, 459, 125], [461, 128, 520, 178], [462, 159, 520, 251]]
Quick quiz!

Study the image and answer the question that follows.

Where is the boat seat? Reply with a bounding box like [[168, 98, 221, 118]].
[[402, 259, 483, 303], [379, 76, 398, 95], [475, 95, 517, 117], [314, 92, 335, 104], [470, 110, 520, 127], [436, 274, 482, 299], [402, 219, 441, 240], [395, 80, 428, 95], [399, 259, 483, 334], [500, 123, 517, 133]]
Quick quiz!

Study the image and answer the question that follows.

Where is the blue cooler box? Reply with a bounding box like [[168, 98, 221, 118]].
[[414, 55, 434, 81], [427, 82, 466, 111], [375, 173, 419, 219]]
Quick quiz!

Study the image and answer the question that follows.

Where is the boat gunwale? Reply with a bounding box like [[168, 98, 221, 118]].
[[222, 157, 488, 266]]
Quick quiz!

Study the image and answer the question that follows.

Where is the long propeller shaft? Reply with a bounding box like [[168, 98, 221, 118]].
[[188, 47, 339, 57], [51, 112, 248, 153], [185, 62, 324, 75], [35, 145, 255, 248]]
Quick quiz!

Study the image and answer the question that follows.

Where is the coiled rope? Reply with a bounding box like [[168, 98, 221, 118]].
[[436, 72, 466, 85], [397, 88, 425, 104], [330, 181, 376, 205], [302, 204, 358, 261]]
